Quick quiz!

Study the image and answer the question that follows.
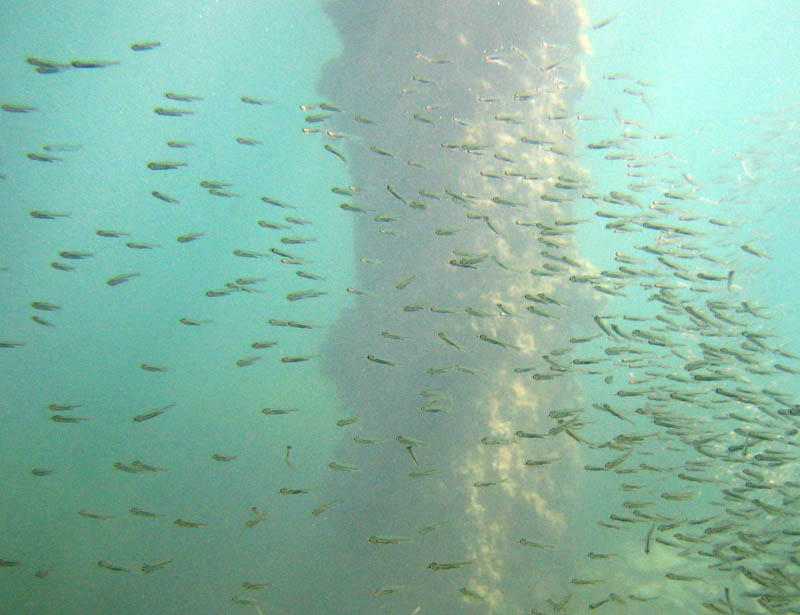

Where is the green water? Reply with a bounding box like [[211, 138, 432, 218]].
[[2, 1, 799, 614]]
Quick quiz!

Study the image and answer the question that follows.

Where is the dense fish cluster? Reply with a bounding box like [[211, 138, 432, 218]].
[[1, 1, 799, 614]]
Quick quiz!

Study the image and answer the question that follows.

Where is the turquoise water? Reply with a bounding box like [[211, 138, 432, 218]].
[[1, 1, 799, 614]]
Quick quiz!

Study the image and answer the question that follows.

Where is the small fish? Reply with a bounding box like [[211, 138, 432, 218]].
[[177, 232, 204, 243], [59, 251, 93, 260], [107, 272, 140, 286], [374, 585, 407, 596], [592, 14, 617, 29], [368, 535, 410, 544], [233, 249, 270, 258], [286, 290, 326, 301], [419, 520, 450, 535], [245, 507, 268, 528], [281, 355, 317, 363], [30, 210, 69, 219], [236, 356, 261, 367], [311, 500, 339, 517], [262, 407, 301, 415], [478, 334, 520, 351], [174, 519, 207, 528], [336, 413, 361, 427], [241, 96, 270, 105], [2, 103, 38, 113], [165, 92, 203, 102], [50, 414, 88, 423], [519, 538, 555, 550], [380, 331, 408, 340], [129, 507, 164, 518], [140, 560, 172, 573], [236, 137, 262, 145], [279, 487, 310, 495], [111, 461, 143, 474], [179, 317, 212, 326], [140, 364, 168, 372], [329, 461, 359, 472], [153, 107, 193, 117], [152, 191, 179, 203], [80, 509, 115, 520], [131, 460, 165, 472], [97, 560, 130, 572], [147, 161, 187, 170], [428, 560, 474, 571], [394, 274, 416, 290], [131, 41, 161, 51], [0, 559, 21, 567], [366, 354, 395, 366], [133, 403, 174, 423], [27, 153, 62, 162], [437, 332, 464, 351], [324, 144, 346, 163], [741, 244, 770, 259]]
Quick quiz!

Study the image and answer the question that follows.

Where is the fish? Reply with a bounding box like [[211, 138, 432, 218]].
[[3, 103, 38, 113], [173, 519, 207, 528], [519, 538, 555, 550], [152, 191, 180, 202], [261, 408, 299, 415], [50, 414, 88, 423], [592, 15, 618, 30], [324, 143, 346, 163], [419, 520, 450, 535], [176, 232, 204, 243], [311, 500, 339, 517], [107, 273, 140, 286], [366, 354, 395, 366], [146, 161, 187, 170], [368, 535, 410, 544], [236, 137, 262, 145], [140, 560, 172, 573], [374, 586, 407, 596], [129, 507, 164, 518], [427, 560, 474, 570], [245, 507, 268, 528], [133, 403, 174, 423], [97, 560, 130, 572], [30, 210, 69, 219], [153, 107, 193, 116], [336, 413, 361, 427], [165, 92, 203, 102], [80, 510, 115, 520], [71, 60, 120, 68], [27, 153, 62, 162], [131, 41, 161, 51], [478, 334, 521, 351], [241, 96, 270, 105]]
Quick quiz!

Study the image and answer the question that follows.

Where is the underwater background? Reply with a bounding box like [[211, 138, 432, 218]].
[[1, 1, 799, 614]]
